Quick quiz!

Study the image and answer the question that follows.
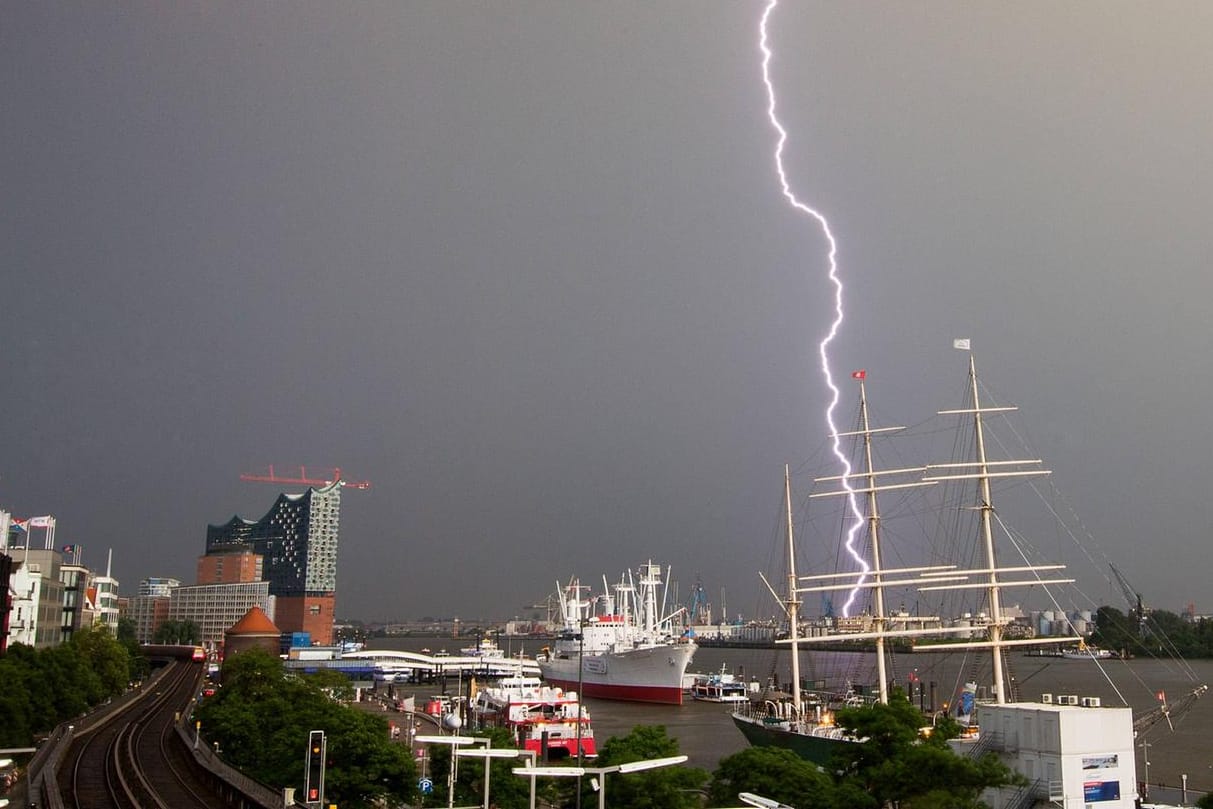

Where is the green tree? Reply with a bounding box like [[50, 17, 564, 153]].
[[116, 616, 139, 647], [589, 725, 707, 809], [116, 617, 149, 680], [303, 667, 357, 703], [70, 625, 133, 697], [0, 654, 36, 746], [708, 747, 837, 809], [153, 619, 202, 644], [0, 638, 140, 747], [40, 642, 97, 719], [196, 648, 416, 808], [1089, 606, 1139, 655], [830, 690, 1019, 808]]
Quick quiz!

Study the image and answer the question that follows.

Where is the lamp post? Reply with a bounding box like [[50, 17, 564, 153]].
[[1140, 740, 1151, 800], [576, 618, 586, 809], [455, 744, 537, 809], [512, 765, 585, 809], [514, 755, 688, 809], [416, 734, 477, 809], [584, 756, 690, 809], [738, 793, 795, 809]]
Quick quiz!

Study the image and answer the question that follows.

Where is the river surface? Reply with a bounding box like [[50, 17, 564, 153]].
[[368, 637, 1213, 794]]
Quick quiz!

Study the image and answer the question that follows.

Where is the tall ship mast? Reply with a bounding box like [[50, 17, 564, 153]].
[[732, 361, 1078, 763], [913, 352, 1077, 701]]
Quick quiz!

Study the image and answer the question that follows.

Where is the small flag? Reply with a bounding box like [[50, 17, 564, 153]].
[[11, 519, 26, 531], [852, 370, 866, 380], [27, 515, 54, 528], [953, 338, 971, 351], [1157, 690, 1166, 702], [62, 544, 77, 554]]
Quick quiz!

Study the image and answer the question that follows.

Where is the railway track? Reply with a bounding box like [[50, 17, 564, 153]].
[[59, 658, 223, 808]]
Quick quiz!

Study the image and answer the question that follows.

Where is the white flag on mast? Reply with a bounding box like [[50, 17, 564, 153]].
[[953, 338, 971, 351]]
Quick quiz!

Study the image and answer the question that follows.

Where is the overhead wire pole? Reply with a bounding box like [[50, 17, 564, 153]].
[[576, 612, 585, 809]]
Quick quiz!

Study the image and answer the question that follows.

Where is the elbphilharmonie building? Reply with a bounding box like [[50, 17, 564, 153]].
[[205, 480, 341, 645]]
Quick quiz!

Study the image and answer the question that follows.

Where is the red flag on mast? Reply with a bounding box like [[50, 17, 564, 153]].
[[852, 370, 866, 380]]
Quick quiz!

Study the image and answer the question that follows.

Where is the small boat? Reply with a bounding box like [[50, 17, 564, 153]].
[[460, 637, 506, 659], [690, 664, 751, 703], [1060, 640, 1117, 660], [470, 675, 595, 759]]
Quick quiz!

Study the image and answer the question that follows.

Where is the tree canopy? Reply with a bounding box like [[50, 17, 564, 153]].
[[591, 725, 708, 809], [709, 690, 1018, 809], [0, 627, 136, 747], [152, 619, 201, 645], [194, 648, 416, 809]]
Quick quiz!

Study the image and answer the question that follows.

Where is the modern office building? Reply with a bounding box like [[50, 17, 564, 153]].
[[197, 548, 263, 585], [125, 577, 181, 643], [139, 577, 182, 598], [205, 481, 340, 645], [167, 580, 275, 650], [59, 562, 89, 641]]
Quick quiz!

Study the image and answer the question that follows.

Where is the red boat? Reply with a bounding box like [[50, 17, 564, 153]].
[[470, 675, 595, 759]]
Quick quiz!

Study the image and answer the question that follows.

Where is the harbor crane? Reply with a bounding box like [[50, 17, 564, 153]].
[[1109, 563, 1148, 638], [239, 465, 371, 490]]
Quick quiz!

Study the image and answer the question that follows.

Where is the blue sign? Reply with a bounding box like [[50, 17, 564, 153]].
[[419, 778, 434, 794], [1083, 781, 1121, 802]]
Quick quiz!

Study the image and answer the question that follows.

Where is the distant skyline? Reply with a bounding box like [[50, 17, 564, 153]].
[[4, 3, 1212, 621]]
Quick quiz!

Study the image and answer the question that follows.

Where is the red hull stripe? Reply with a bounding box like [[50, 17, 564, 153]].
[[543, 678, 684, 706], [524, 739, 597, 757]]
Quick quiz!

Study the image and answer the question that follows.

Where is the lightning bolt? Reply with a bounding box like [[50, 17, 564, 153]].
[[759, 0, 867, 616]]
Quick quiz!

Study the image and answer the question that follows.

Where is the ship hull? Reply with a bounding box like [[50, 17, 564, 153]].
[[539, 643, 695, 706], [729, 713, 854, 766]]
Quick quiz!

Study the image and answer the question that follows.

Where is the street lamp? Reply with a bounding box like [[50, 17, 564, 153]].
[[416, 734, 478, 809], [576, 619, 586, 809], [455, 743, 538, 809], [738, 793, 795, 809], [513, 755, 689, 809], [584, 755, 689, 809], [513, 762, 585, 809], [1139, 740, 1151, 800]]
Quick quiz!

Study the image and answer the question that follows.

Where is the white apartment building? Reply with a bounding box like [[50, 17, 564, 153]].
[[6, 548, 65, 648]]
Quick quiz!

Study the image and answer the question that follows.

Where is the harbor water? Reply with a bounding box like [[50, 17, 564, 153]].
[[370, 637, 1213, 794]]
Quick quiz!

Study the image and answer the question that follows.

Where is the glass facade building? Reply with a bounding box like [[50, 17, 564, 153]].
[[205, 481, 340, 644]]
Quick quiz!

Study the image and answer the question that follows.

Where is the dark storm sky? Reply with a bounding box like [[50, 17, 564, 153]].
[[4, 3, 1211, 621]]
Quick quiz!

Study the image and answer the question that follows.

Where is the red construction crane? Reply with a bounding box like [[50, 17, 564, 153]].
[[239, 465, 371, 490]]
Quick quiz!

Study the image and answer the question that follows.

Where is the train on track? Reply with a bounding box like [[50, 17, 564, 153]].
[[139, 644, 206, 662]]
